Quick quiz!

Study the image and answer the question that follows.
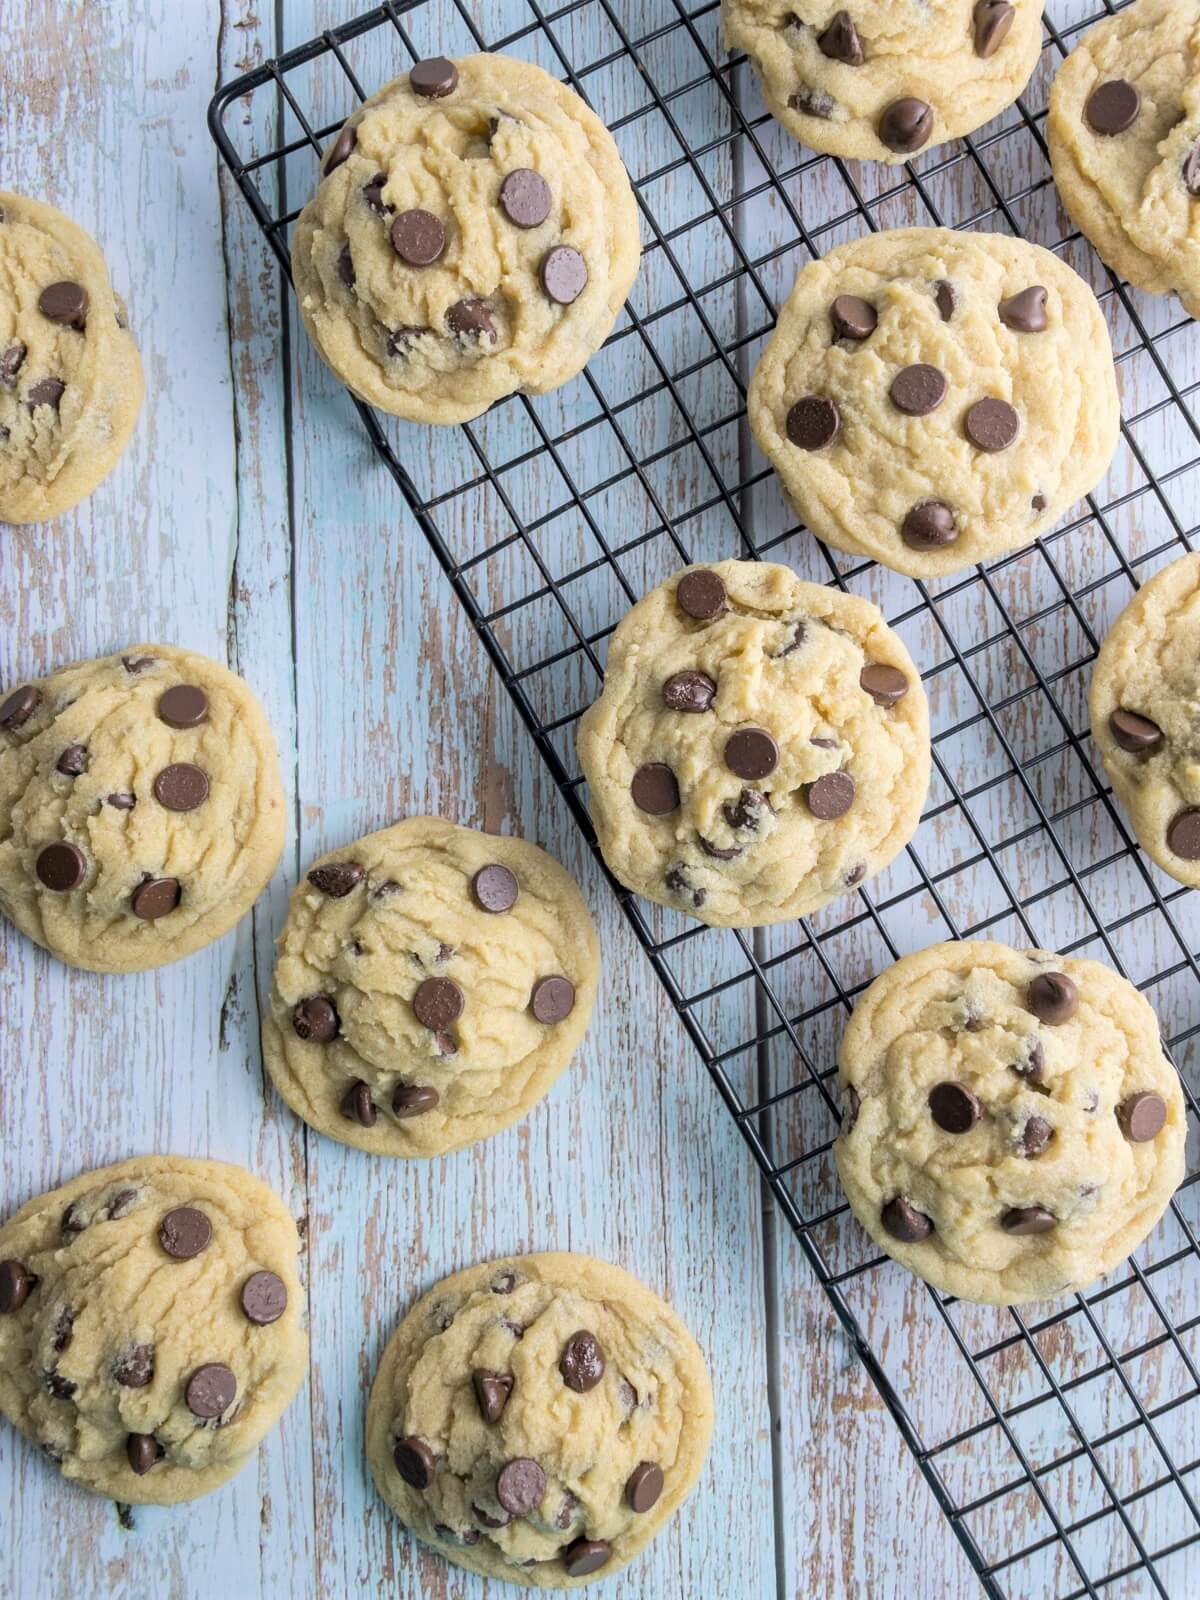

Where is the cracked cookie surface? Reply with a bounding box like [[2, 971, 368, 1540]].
[[577, 560, 930, 927], [0, 192, 143, 524], [0, 1157, 306, 1504], [0, 645, 285, 973], [748, 228, 1121, 578], [834, 940, 1187, 1304], [262, 817, 600, 1157], [291, 53, 641, 425], [366, 1252, 713, 1587], [1091, 551, 1200, 888]]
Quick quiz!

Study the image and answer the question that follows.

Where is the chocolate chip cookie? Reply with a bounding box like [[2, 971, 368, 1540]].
[[1091, 551, 1200, 887], [0, 193, 143, 524], [0, 1157, 306, 1504], [366, 1252, 713, 1586], [0, 645, 285, 972], [577, 560, 930, 927], [722, 3, 1045, 164], [835, 940, 1186, 1304], [291, 53, 641, 425], [1049, 0, 1200, 320], [262, 817, 600, 1157], [748, 227, 1121, 578]]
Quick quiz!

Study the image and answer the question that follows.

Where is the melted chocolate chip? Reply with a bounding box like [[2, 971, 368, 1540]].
[[323, 122, 356, 173], [662, 669, 717, 712], [293, 996, 340, 1043], [113, 1344, 154, 1388], [1027, 972, 1077, 1025], [38, 281, 88, 329], [723, 788, 767, 831], [830, 294, 876, 340], [928, 1081, 981, 1133], [391, 209, 446, 267], [1108, 709, 1163, 753], [1167, 808, 1200, 860], [394, 1436, 437, 1490], [308, 861, 364, 897], [1021, 1115, 1053, 1157], [902, 501, 957, 550], [127, 1433, 163, 1474], [998, 286, 1047, 332], [560, 1329, 605, 1392], [973, 1, 1015, 58], [55, 744, 88, 777], [446, 297, 496, 342], [341, 1080, 377, 1127], [1000, 1206, 1056, 1235], [472, 1369, 514, 1424], [393, 1084, 440, 1118], [563, 1540, 611, 1578], [879, 97, 933, 154], [0, 1260, 37, 1313], [935, 280, 957, 321], [882, 1197, 933, 1242], [818, 10, 863, 65], [0, 685, 39, 729]]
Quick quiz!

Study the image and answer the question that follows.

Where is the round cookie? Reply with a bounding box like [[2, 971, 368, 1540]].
[[0, 193, 143, 524], [1090, 551, 1200, 887], [0, 645, 285, 973], [722, 2, 1045, 165], [834, 940, 1186, 1304], [1048, 0, 1200, 320], [748, 227, 1121, 579], [366, 1252, 713, 1587], [576, 560, 930, 927], [291, 53, 641, 425], [0, 1157, 306, 1504], [262, 817, 600, 1157]]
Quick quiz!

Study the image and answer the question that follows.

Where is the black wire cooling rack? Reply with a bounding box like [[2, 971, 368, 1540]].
[[211, 2, 1200, 1594]]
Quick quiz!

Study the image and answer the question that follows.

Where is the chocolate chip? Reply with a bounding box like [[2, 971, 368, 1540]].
[[127, 1433, 163, 1474], [531, 975, 575, 1024], [998, 286, 1048, 332], [0, 342, 26, 386], [36, 842, 86, 891], [618, 1378, 638, 1414], [44, 1370, 75, 1400], [928, 1081, 981, 1133], [26, 377, 65, 411], [806, 771, 855, 820], [556, 1492, 580, 1530], [413, 977, 464, 1030], [860, 664, 908, 706], [768, 620, 806, 659], [122, 654, 157, 674], [818, 10, 863, 64], [563, 1540, 611, 1578], [881, 1197, 933, 1242], [1086, 79, 1141, 136], [341, 1080, 377, 1127], [973, 1, 1014, 57], [241, 1271, 288, 1325], [540, 245, 588, 305], [631, 761, 680, 814], [830, 294, 876, 340], [662, 669, 717, 713], [698, 835, 743, 861], [131, 875, 180, 919], [387, 327, 419, 354], [393, 1084, 440, 1118], [491, 1269, 516, 1294], [391, 209, 446, 267], [1032, 493, 1047, 512], [157, 685, 208, 728], [879, 97, 933, 154], [472, 863, 519, 913], [844, 1085, 861, 1131], [676, 569, 727, 621], [113, 1343, 154, 1388], [902, 501, 958, 550], [1000, 1206, 1056, 1235], [1117, 1091, 1168, 1143], [308, 861, 364, 897], [935, 280, 957, 321], [410, 57, 458, 98], [0, 685, 39, 729], [362, 172, 389, 212], [789, 86, 835, 120], [336, 244, 355, 288], [435, 1031, 457, 1057], [446, 297, 496, 341], [786, 395, 840, 449], [1027, 972, 1077, 1025], [845, 862, 867, 886], [472, 1501, 508, 1529], [626, 1461, 663, 1512], [665, 863, 706, 909], [496, 1456, 545, 1515], [1015, 1038, 1045, 1083], [38, 281, 88, 329], [186, 1362, 236, 1418], [153, 762, 209, 812], [725, 727, 779, 779], [159, 1207, 212, 1260], [499, 168, 552, 228], [560, 1329, 605, 1392], [293, 996, 339, 1043], [724, 788, 767, 831], [473, 1369, 514, 1423], [108, 1189, 139, 1220], [890, 363, 946, 415], [1109, 709, 1163, 753], [52, 1305, 74, 1353], [324, 122, 356, 173], [61, 1204, 85, 1239], [55, 745, 87, 777], [1184, 144, 1200, 196], [1167, 809, 1200, 860], [0, 1260, 37, 1313], [1022, 1115, 1053, 1157], [965, 398, 1020, 452]]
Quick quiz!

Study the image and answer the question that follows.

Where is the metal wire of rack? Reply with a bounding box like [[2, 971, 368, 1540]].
[[210, 2, 1200, 1594]]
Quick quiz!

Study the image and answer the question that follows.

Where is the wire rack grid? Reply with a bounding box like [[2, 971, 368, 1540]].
[[210, 2, 1200, 1595]]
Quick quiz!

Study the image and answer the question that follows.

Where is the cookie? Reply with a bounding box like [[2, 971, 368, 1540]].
[[291, 53, 641, 425], [0, 645, 285, 973], [576, 560, 930, 927], [366, 1252, 713, 1587], [722, 3, 1045, 164], [1048, 0, 1200, 320], [0, 193, 143, 525], [834, 940, 1186, 1305], [262, 817, 600, 1157], [0, 1157, 306, 1504], [1091, 552, 1200, 887], [748, 227, 1121, 579]]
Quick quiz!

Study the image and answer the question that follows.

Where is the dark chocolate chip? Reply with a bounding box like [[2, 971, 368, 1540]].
[[26, 377, 65, 411], [1032, 493, 1047, 511], [844, 1085, 861, 1131], [928, 1081, 981, 1133], [1086, 79, 1141, 136], [0, 685, 40, 729], [1184, 143, 1200, 196], [697, 835, 743, 861], [308, 861, 364, 897], [391, 209, 446, 267], [109, 1189, 138, 1220], [185, 1362, 237, 1418], [560, 1329, 605, 1392], [336, 244, 356, 288], [1015, 1037, 1045, 1083], [1027, 972, 1077, 1025], [882, 1196, 933, 1242], [1022, 1115, 1053, 1157], [768, 620, 806, 659], [113, 1343, 154, 1388], [935, 280, 957, 321], [662, 670, 717, 713], [132, 876, 180, 919], [491, 1269, 517, 1294], [38, 281, 88, 329], [724, 787, 767, 831], [497, 1456, 546, 1515], [36, 842, 86, 891], [127, 1433, 163, 1474], [789, 86, 836, 120], [122, 654, 157, 674], [395, 1435, 438, 1489], [393, 1084, 440, 1118], [293, 996, 339, 1043], [845, 862, 867, 886], [786, 395, 840, 449], [563, 1540, 611, 1578], [153, 762, 209, 812], [890, 363, 946, 415], [818, 10, 864, 65], [159, 1207, 212, 1260], [472, 1501, 509, 1530], [324, 122, 356, 173], [413, 977, 464, 1030], [626, 1461, 663, 1513], [435, 1031, 457, 1057], [157, 685, 208, 728], [241, 1271, 288, 1325], [446, 297, 496, 341], [56, 745, 88, 777], [806, 771, 856, 820], [61, 1204, 85, 1239], [1108, 709, 1163, 753], [998, 286, 1047, 332], [44, 1370, 76, 1399], [499, 168, 552, 228], [341, 1080, 377, 1127], [879, 97, 933, 154], [860, 664, 909, 706], [965, 398, 1020, 452], [1167, 808, 1200, 860], [472, 1369, 514, 1423], [556, 1492, 580, 1530], [631, 762, 680, 815], [973, 1, 1015, 58], [362, 172, 389, 213], [52, 1305, 74, 1353], [676, 569, 727, 620], [0, 342, 26, 386], [830, 294, 876, 340], [531, 975, 575, 1024], [0, 1260, 37, 1313], [540, 245, 588, 305], [1117, 1091, 1167, 1143], [902, 501, 958, 550], [664, 863, 706, 909], [410, 57, 458, 99], [725, 727, 779, 779], [1000, 1206, 1056, 1235], [473, 863, 519, 912], [618, 1378, 638, 1414]]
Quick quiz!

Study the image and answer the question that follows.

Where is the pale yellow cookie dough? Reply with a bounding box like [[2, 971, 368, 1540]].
[[262, 817, 600, 1157], [834, 941, 1186, 1304], [748, 227, 1121, 578], [0, 1157, 306, 1505], [577, 560, 930, 927], [1049, 0, 1200, 319], [291, 53, 641, 425], [0, 645, 285, 973], [723, 2, 1045, 164], [366, 1252, 713, 1587], [0, 193, 143, 524], [1091, 551, 1200, 887]]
